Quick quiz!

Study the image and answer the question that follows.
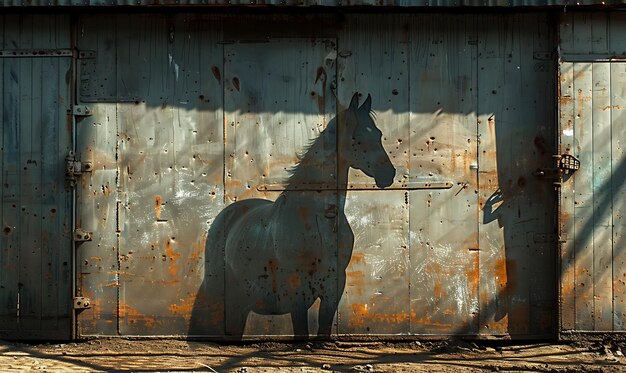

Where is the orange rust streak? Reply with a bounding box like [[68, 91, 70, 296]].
[[155, 195, 162, 220], [347, 304, 410, 329], [165, 239, 181, 281], [494, 258, 508, 289], [191, 231, 207, 261], [350, 252, 365, 265], [287, 273, 301, 289], [119, 303, 156, 328], [433, 282, 442, 299], [168, 296, 196, 319]]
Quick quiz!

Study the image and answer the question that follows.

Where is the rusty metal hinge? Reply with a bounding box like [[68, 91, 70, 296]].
[[73, 228, 93, 242], [65, 151, 93, 188], [73, 297, 92, 309]]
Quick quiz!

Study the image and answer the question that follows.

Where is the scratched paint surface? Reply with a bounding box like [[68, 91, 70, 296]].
[[0, 15, 73, 339], [559, 12, 626, 333], [71, 13, 557, 339]]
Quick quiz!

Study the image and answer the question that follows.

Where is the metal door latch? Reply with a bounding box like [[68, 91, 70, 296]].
[[533, 154, 580, 182], [73, 297, 92, 309], [65, 151, 93, 188], [557, 154, 580, 174]]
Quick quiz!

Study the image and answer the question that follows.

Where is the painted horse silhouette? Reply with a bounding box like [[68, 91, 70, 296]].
[[190, 93, 395, 339]]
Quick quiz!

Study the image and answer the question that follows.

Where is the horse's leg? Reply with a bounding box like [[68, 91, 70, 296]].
[[291, 307, 309, 341], [225, 303, 248, 340], [317, 272, 343, 338], [224, 275, 249, 340]]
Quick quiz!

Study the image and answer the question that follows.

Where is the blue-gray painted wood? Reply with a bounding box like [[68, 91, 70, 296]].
[[0, 15, 72, 340]]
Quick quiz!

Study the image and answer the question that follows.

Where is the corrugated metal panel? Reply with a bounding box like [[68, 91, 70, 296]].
[[0, 15, 73, 340], [559, 13, 626, 334], [75, 13, 557, 339], [1, 0, 626, 7]]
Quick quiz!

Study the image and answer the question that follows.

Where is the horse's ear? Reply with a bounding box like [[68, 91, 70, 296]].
[[348, 92, 359, 111], [359, 94, 372, 113]]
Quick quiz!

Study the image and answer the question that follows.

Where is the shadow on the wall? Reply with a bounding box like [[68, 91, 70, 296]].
[[189, 93, 396, 340]]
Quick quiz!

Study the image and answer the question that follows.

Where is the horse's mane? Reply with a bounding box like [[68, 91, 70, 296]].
[[283, 117, 337, 191], [283, 109, 377, 192]]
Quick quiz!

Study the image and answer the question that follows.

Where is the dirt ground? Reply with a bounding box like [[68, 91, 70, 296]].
[[0, 338, 625, 372]]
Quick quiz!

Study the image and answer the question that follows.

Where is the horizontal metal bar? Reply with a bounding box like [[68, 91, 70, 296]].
[[0, 49, 73, 58], [257, 181, 454, 192], [560, 54, 626, 62]]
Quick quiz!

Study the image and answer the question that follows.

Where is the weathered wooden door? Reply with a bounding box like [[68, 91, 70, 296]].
[[558, 12, 626, 334], [0, 30, 73, 338]]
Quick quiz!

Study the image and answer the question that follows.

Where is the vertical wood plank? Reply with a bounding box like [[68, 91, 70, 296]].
[[527, 14, 558, 337], [559, 13, 574, 55], [0, 16, 21, 332], [573, 62, 594, 331], [611, 62, 626, 331], [16, 16, 43, 332], [608, 13, 626, 56], [559, 61, 576, 332], [591, 62, 613, 331]]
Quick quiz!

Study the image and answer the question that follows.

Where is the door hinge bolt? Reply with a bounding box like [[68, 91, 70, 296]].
[[73, 228, 93, 242], [73, 105, 92, 117], [73, 297, 91, 309]]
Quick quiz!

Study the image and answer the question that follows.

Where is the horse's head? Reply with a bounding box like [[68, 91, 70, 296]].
[[341, 93, 396, 188]]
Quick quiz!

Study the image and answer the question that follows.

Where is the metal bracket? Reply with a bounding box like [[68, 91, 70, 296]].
[[73, 228, 93, 242], [73, 105, 92, 117], [65, 151, 93, 188], [73, 297, 92, 309]]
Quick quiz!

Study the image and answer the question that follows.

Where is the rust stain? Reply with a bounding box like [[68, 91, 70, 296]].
[[347, 303, 410, 329], [600, 105, 623, 110], [412, 313, 454, 328], [466, 265, 480, 298], [494, 258, 508, 289], [350, 252, 365, 265], [433, 281, 442, 299], [190, 231, 207, 261], [297, 206, 309, 222], [211, 66, 221, 82], [346, 270, 365, 296], [165, 239, 181, 281], [168, 295, 196, 319], [119, 302, 156, 328], [287, 273, 301, 289], [425, 262, 441, 274], [155, 195, 162, 220]]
